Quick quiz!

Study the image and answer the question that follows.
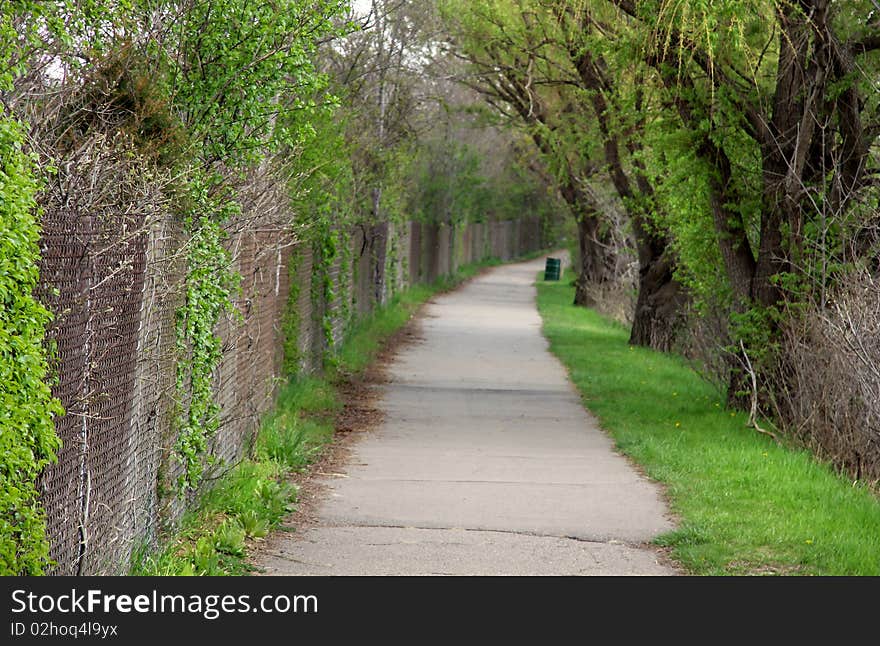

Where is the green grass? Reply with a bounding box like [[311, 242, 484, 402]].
[[130, 255, 513, 575], [537, 270, 880, 575]]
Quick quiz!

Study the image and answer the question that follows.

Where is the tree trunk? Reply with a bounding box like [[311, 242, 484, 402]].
[[629, 248, 686, 350], [572, 210, 613, 308], [627, 175, 688, 350], [573, 216, 596, 307]]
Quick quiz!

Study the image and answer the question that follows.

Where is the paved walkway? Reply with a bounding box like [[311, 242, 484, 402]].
[[256, 256, 677, 575]]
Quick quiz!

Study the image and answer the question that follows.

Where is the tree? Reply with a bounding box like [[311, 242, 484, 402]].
[[442, 0, 688, 345], [442, 0, 623, 306], [603, 0, 878, 399], [544, 1, 687, 347]]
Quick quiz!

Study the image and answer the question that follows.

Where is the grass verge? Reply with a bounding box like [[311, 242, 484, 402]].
[[537, 270, 880, 575], [130, 255, 511, 575]]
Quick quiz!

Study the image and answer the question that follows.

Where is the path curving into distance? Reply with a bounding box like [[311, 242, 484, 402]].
[[256, 256, 678, 575]]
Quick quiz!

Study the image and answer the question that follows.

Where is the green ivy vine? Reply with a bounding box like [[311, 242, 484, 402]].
[[0, 115, 64, 575], [172, 174, 239, 493]]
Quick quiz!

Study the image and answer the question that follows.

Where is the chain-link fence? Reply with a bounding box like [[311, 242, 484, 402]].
[[38, 208, 545, 574]]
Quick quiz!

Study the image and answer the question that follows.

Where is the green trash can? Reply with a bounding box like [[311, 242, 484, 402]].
[[544, 257, 561, 281]]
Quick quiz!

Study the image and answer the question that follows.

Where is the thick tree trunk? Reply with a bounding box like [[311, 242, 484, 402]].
[[628, 166, 688, 350], [629, 248, 686, 350], [573, 216, 599, 307], [552, 174, 613, 308]]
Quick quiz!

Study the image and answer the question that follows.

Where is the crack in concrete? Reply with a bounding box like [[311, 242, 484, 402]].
[[386, 383, 574, 397], [327, 522, 644, 549], [346, 478, 634, 486], [260, 550, 330, 568]]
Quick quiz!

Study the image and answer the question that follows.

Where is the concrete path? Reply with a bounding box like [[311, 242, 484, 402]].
[[256, 256, 677, 575]]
